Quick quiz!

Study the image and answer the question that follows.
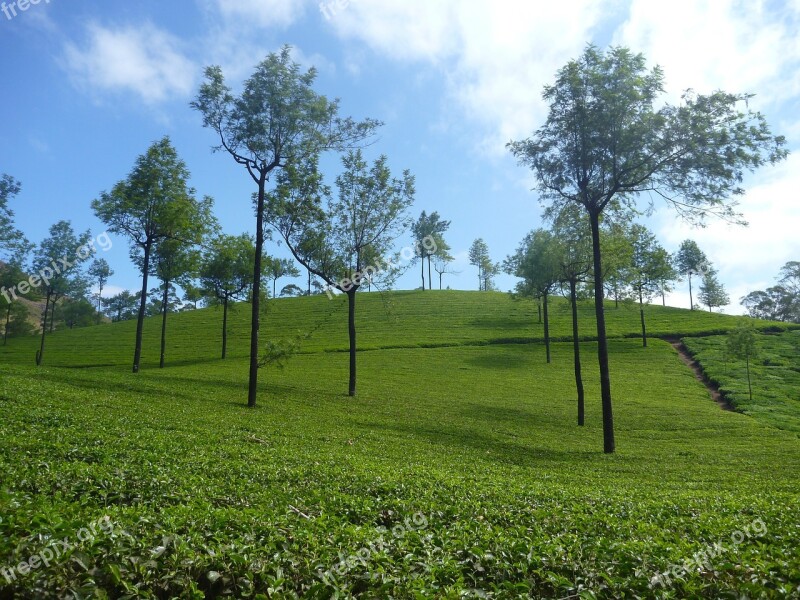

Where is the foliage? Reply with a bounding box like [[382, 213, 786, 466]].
[[699, 266, 730, 312], [192, 45, 381, 406], [102, 291, 140, 322], [0, 174, 30, 260], [468, 238, 491, 291], [507, 44, 786, 453], [741, 261, 800, 323], [93, 136, 210, 373]]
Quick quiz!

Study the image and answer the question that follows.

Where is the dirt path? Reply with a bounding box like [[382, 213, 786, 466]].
[[663, 337, 734, 411]]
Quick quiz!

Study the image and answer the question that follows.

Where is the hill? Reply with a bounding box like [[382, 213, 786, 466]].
[[1, 291, 798, 598]]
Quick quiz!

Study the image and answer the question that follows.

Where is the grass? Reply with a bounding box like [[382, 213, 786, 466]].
[[1, 291, 790, 369], [1, 291, 799, 598], [684, 329, 800, 434]]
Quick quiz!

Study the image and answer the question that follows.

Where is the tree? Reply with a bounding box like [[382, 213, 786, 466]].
[[4, 301, 34, 339], [267, 150, 414, 396], [508, 44, 786, 453], [468, 239, 490, 291], [32, 221, 92, 365], [505, 229, 560, 364], [1, 261, 35, 345], [93, 137, 208, 374], [149, 230, 209, 368], [181, 282, 204, 310], [102, 291, 139, 322], [412, 211, 451, 290], [0, 174, 28, 258], [432, 250, 457, 290], [741, 261, 800, 323], [727, 323, 759, 403], [192, 45, 380, 408], [200, 234, 254, 359], [552, 206, 593, 424], [264, 256, 301, 299], [87, 258, 113, 320], [62, 298, 96, 329], [698, 266, 729, 312], [281, 284, 303, 297], [625, 224, 673, 347], [674, 240, 709, 311]]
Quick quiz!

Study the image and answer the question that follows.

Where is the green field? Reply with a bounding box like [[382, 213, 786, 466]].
[[684, 330, 800, 434], [1, 292, 799, 598]]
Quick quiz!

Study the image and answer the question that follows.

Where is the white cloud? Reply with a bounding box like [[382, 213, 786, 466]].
[[63, 23, 196, 105], [325, 0, 607, 154], [654, 153, 800, 313], [614, 0, 800, 109], [214, 0, 309, 29]]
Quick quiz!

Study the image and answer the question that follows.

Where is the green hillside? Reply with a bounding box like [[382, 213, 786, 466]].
[[0, 291, 788, 368], [1, 292, 798, 598]]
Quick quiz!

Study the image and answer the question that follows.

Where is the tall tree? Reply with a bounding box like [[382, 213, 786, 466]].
[[192, 45, 380, 408], [508, 45, 786, 453], [505, 229, 560, 364], [468, 239, 490, 291], [200, 234, 255, 359], [93, 137, 207, 373], [88, 258, 113, 320], [267, 150, 414, 396], [698, 266, 730, 312], [674, 240, 708, 311], [412, 211, 451, 290], [32, 221, 92, 365], [264, 256, 301, 299], [625, 224, 673, 347], [552, 206, 593, 425]]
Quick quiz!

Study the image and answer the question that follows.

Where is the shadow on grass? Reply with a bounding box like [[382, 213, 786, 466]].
[[360, 420, 603, 468]]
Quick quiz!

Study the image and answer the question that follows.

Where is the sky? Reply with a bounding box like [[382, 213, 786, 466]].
[[1, 0, 799, 312]]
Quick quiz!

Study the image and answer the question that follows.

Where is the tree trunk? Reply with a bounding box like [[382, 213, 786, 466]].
[[537, 299, 542, 324], [746, 353, 752, 402], [273, 278, 276, 299], [570, 278, 584, 426], [662, 291, 666, 306], [49, 299, 56, 333], [427, 255, 432, 290], [159, 279, 169, 369], [4, 302, 11, 346], [639, 288, 647, 348], [248, 173, 267, 408], [37, 292, 51, 366], [688, 273, 694, 310], [590, 210, 615, 454], [133, 241, 151, 373], [421, 255, 425, 290], [97, 283, 103, 323], [543, 291, 551, 364], [439, 271, 443, 290], [222, 295, 228, 360], [347, 288, 357, 396], [307, 270, 311, 295]]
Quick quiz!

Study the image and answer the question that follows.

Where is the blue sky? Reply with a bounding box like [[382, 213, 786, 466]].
[[2, 0, 799, 311]]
